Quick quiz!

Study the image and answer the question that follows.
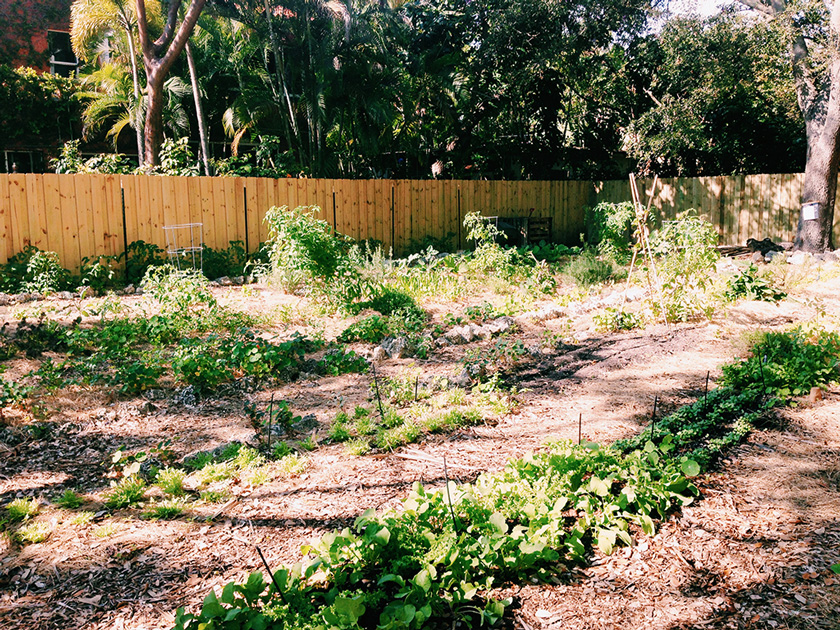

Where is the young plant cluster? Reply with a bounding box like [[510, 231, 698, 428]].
[[175, 439, 699, 630], [176, 324, 839, 629]]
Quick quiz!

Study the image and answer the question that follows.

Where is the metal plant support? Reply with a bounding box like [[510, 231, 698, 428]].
[[163, 223, 204, 272]]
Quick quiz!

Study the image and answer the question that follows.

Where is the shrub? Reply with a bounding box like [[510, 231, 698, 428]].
[[124, 240, 166, 286], [143, 498, 187, 520], [725, 264, 786, 303], [264, 205, 363, 309], [585, 201, 637, 263], [649, 212, 719, 322], [562, 250, 621, 287]]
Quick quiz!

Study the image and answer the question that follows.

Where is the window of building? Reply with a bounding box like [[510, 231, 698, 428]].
[[48, 30, 78, 77]]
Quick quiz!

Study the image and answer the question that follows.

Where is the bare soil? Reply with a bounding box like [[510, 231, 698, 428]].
[[1, 266, 840, 630]]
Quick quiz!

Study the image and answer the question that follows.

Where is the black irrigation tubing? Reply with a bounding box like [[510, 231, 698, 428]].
[[704, 371, 710, 416]]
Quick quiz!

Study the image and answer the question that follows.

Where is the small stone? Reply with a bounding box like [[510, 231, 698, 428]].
[[765, 250, 785, 263], [138, 401, 158, 415], [57, 291, 74, 300], [77, 286, 95, 299], [484, 316, 514, 335], [624, 286, 645, 301], [788, 251, 810, 265], [750, 251, 765, 264], [444, 326, 471, 344], [434, 337, 451, 348], [217, 276, 233, 286], [233, 276, 245, 285], [123, 284, 136, 295], [0, 294, 11, 306], [174, 385, 198, 407], [823, 251, 839, 262], [381, 336, 409, 359], [809, 387, 824, 404], [449, 369, 472, 388], [470, 323, 491, 340], [371, 346, 387, 363]]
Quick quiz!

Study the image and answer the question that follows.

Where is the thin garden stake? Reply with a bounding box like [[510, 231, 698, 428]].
[[443, 455, 460, 535], [256, 545, 287, 604], [414, 375, 419, 402], [758, 354, 768, 402], [371, 362, 386, 421], [704, 371, 710, 415], [651, 395, 658, 438], [578, 413, 582, 445], [267, 393, 275, 453]]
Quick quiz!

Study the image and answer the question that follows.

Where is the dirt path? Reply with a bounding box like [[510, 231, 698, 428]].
[[1, 272, 840, 630]]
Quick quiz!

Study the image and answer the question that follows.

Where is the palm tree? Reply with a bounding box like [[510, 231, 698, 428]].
[[70, 0, 162, 166], [78, 63, 193, 150]]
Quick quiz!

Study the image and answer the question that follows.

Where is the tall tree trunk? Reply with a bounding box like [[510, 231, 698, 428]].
[[136, 0, 207, 167], [185, 40, 212, 175], [797, 125, 840, 251], [263, 0, 300, 157], [125, 31, 145, 168]]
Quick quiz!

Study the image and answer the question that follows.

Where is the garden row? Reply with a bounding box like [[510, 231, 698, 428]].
[[172, 326, 840, 630]]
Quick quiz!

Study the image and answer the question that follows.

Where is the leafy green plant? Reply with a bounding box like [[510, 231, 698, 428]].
[[104, 477, 147, 510], [562, 250, 621, 287], [649, 212, 719, 322], [264, 205, 364, 310], [80, 254, 121, 293], [54, 489, 84, 509], [725, 264, 786, 302], [156, 468, 187, 497], [142, 265, 217, 313], [318, 348, 369, 376], [70, 511, 95, 526], [338, 314, 389, 344], [143, 498, 187, 520], [585, 201, 637, 263], [124, 240, 165, 286], [7, 498, 39, 522], [721, 327, 840, 398], [202, 240, 248, 280], [592, 308, 642, 332], [14, 521, 51, 545]]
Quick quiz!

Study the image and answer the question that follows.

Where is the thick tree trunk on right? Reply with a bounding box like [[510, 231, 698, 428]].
[[797, 137, 839, 252]]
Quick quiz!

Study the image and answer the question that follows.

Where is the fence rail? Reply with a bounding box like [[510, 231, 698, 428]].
[[0, 172, 835, 273]]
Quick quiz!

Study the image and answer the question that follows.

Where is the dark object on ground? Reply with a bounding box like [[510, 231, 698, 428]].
[[747, 238, 784, 255]]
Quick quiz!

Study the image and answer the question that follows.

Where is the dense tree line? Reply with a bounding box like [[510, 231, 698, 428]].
[[23, 0, 795, 181]]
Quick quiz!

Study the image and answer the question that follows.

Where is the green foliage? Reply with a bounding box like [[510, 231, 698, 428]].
[[80, 254, 122, 293], [338, 315, 389, 344], [0, 246, 74, 294], [143, 498, 187, 520], [154, 138, 200, 177], [586, 201, 637, 263], [649, 213, 719, 322], [54, 489, 84, 509], [721, 327, 840, 398], [177, 438, 697, 630], [725, 264, 786, 303], [562, 250, 622, 287], [264, 205, 364, 310], [592, 308, 642, 333], [124, 240, 166, 286], [202, 241, 248, 280], [156, 468, 187, 497], [0, 66, 80, 151], [52, 140, 134, 175], [14, 521, 51, 545], [7, 498, 40, 522], [318, 348, 369, 376], [104, 476, 147, 510], [142, 266, 217, 313]]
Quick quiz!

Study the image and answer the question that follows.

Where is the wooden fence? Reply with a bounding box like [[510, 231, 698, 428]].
[[595, 173, 840, 246], [0, 174, 591, 271], [0, 172, 834, 273]]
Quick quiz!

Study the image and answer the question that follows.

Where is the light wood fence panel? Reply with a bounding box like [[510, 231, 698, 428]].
[[3, 172, 837, 275]]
